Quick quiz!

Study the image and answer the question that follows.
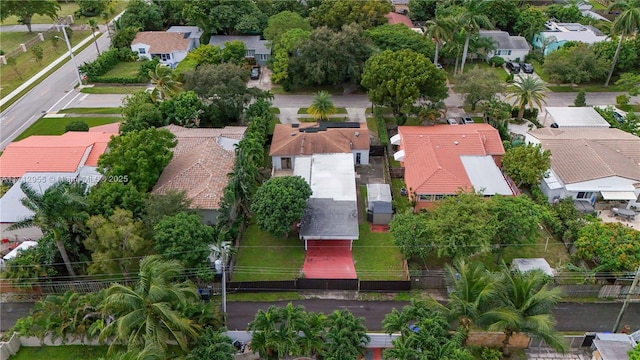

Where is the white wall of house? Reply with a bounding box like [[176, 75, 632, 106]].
[[352, 150, 369, 166], [131, 43, 151, 60], [486, 49, 530, 62], [540, 175, 639, 207], [272, 152, 369, 171], [171, 50, 188, 64]]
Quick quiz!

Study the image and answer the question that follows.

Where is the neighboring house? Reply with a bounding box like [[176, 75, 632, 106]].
[[526, 127, 640, 209], [131, 31, 194, 68], [542, 107, 610, 128], [296, 153, 359, 250], [151, 125, 247, 225], [533, 21, 609, 55], [270, 122, 370, 171], [391, 124, 517, 211], [166, 26, 204, 48], [384, 12, 415, 29], [591, 333, 637, 360], [209, 35, 270, 66], [479, 30, 531, 62], [578, 3, 611, 22]]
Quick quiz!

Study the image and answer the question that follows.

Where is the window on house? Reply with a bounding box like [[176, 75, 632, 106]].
[[160, 54, 171, 61], [418, 194, 433, 201], [434, 195, 445, 201], [576, 192, 593, 199], [138, 48, 146, 54]]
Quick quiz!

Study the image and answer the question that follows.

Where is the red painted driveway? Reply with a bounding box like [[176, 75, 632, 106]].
[[302, 240, 357, 279]]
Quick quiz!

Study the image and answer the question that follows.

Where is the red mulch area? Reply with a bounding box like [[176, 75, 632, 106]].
[[302, 240, 357, 279], [370, 224, 390, 233]]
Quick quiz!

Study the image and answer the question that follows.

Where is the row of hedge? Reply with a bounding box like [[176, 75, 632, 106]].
[[79, 48, 156, 84]]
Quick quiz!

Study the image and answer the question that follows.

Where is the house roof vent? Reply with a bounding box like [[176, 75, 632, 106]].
[[292, 123, 299, 128], [291, 132, 297, 136], [454, 141, 459, 145], [354, 131, 359, 137]]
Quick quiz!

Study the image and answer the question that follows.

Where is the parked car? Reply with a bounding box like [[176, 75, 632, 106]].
[[520, 63, 534, 74], [462, 116, 474, 124], [447, 118, 458, 125], [250, 66, 261, 80], [436, 63, 444, 70], [506, 62, 521, 74]]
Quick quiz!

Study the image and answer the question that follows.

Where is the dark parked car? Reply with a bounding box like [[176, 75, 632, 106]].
[[250, 66, 260, 80], [506, 62, 521, 74], [520, 63, 534, 74]]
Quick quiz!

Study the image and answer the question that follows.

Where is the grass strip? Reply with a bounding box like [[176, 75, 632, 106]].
[[297, 107, 348, 115], [80, 86, 147, 94], [15, 116, 120, 141], [58, 107, 122, 114]]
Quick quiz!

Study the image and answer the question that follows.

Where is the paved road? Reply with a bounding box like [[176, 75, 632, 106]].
[[226, 300, 640, 332], [0, 24, 58, 32], [0, 27, 111, 150], [0, 302, 33, 331]]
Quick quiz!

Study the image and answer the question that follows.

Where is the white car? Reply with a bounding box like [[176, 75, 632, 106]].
[[447, 118, 458, 125]]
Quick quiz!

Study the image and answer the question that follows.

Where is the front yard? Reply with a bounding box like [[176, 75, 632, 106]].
[[15, 116, 121, 141], [353, 224, 405, 280]]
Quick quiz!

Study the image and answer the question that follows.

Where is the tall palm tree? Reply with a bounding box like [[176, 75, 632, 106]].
[[8, 181, 89, 277], [505, 75, 549, 120], [424, 16, 454, 66], [148, 64, 182, 102], [100, 256, 202, 357], [248, 303, 309, 359], [307, 91, 336, 121], [456, 0, 493, 74], [604, 0, 640, 86], [88, 19, 100, 55], [323, 310, 370, 360], [488, 267, 567, 357]]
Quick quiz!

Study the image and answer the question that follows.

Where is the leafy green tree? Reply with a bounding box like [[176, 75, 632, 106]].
[[263, 10, 312, 44], [544, 43, 609, 85], [630, 344, 640, 360], [85, 209, 151, 280], [97, 128, 177, 192], [142, 190, 194, 231], [8, 181, 89, 277], [270, 28, 310, 84], [65, 120, 89, 132], [574, 90, 586, 107], [182, 0, 266, 36], [617, 72, 640, 95], [514, 6, 547, 41], [77, 0, 108, 17], [118, 0, 163, 30], [100, 256, 205, 357], [456, 0, 493, 74], [545, 4, 583, 23], [605, 0, 640, 86], [0, 0, 60, 33], [575, 222, 640, 272], [324, 310, 370, 360], [120, 90, 164, 133], [366, 24, 436, 60], [88, 181, 148, 219], [479, 0, 519, 32], [111, 26, 139, 50], [361, 49, 447, 123], [251, 176, 312, 237], [153, 212, 215, 270], [2, 241, 58, 288], [308, 91, 336, 121], [505, 75, 548, 120], [31, 45, 43, 64], [308, 0, 392, 30], [148, 64, 182, 102], [159, 91, 205, 128], [423, 17, 454, 65], [483, 98, 512, 140], [502, 143, 551, 187], [408, 0, 437, 21], [220, 40, 248, 65], [488, 267, 566, 356], [88, 19, 101, 55], [455, 66, 503, 110], [187, 327, 236, 360], [389, 211, 435, 267], [592, 40, 638, 76]]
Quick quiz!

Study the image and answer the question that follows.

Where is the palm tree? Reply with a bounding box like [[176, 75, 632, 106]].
[[8, 181, 89, 277], [323, 310, 370, 360], [424, 16, 454, 66], [456, 0, 493, 74], [187, 327, 237, 360], [505, 75, 548, 120], [488, 267, 567, 357], [307, 91, 336, 121], [100, 256, 202, 357], [148, 64, 182, 102], [249, 303, 309, 359], [88, 19, 100, 55], [604, 0, 640, 86]]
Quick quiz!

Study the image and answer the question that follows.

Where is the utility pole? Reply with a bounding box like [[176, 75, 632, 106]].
[[612, 266, 640, 333], [57, 25, 83, 87]]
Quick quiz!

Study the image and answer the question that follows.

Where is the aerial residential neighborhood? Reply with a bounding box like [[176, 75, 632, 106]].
[[0, 0, 639, 359]]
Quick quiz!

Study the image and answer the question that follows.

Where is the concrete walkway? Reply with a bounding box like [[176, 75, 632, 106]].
[[276, 108, 368, 124], [525, 348, 591, 360]]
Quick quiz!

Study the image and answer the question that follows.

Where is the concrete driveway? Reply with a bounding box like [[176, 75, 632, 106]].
[[247, 66, 272, 91]]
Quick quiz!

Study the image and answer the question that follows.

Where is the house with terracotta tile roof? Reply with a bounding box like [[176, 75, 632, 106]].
[[392, 124, 517, 210], [151, 125, 247, 225], [384, 12, 414, 29], [527, 127, 640, 210], [270, 122, 370, 171], [131, 31, 196, 68]]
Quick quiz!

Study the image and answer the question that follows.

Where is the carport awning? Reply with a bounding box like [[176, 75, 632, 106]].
[[601, 191, 638, 200], [393, 150, 405, 162], [390, 134, 401, 145]]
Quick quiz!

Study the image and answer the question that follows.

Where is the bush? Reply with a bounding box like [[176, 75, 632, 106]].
[[138, 58, 160, 79], [616, 94, 630, 107], [65, 120, 90, 132], [574, 90, 586, 107], [505, 73, 514, 83], [374, 107, 389, 146], [511, 106, 538, 120], [92, 75, 147, 84], [488, 56, 505, 67], [79, 48, 137, 80], [524, 50, 544, 64]]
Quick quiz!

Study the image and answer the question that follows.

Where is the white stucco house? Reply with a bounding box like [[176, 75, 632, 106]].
[[269, 123, 370, 172], [533, 21, 609, 55], [131, 31, 196, 68], [479, 30, 531, 62], [166, 26, 204, 48], [526, 127, 640, 209]]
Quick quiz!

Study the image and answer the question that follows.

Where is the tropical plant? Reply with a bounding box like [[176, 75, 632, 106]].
[[148, 63, 182, 102], [249, 303, 310, 359], [307, 91, 337, 121], [8, 181, 89, 277], [100, 256, 205, 358], [424, 15, 454, 65], [505, 75, 548, 119], [456, 0, 493, 74], [187, 327, 237, 360], [323, 310, 370, 360], [604, 0, 640, 86], [89, 19, 101, 55]]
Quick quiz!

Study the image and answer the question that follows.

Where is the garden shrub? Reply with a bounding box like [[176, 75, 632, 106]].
[[138, 58, 160, 79], [374, 107, 389, 146], [79, 48, 138, 81], [505, 73, 514, 83], [511, 106, 538, 120], [574, 90, 586, 107], [488, 56, 504, 67], [65, 120, 89, 132]]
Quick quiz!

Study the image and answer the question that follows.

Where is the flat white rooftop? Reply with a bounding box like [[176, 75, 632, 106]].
[[544, 107, 610, 128], [460, 155, 514, 195]]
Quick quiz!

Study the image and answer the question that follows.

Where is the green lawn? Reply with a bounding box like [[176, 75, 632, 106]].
[[297, 107, 348, 115], [0, 1, 127, 26], [227, 291, 303, 302], [269, 107, 281, 114], [270, 84, 347, 95], [0, 30, 92, 98], [365, 106, 393, 115], [268, 117, 281, 135], [12, 345, 184, 360], [391, 178, 411, 214], [101, 61, 142, 78], [15, 116, 120, 141], [449, 61, 510, 88], [80, 86, 147, 94], [353, 224, 405, 280], [547, 84, 625, 92], [232, 224, 305, 281], [58, 107, 122, 114], [366, 117, 378, 136]]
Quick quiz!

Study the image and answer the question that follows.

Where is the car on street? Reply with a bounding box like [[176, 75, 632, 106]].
[[506, 62, 520, 74], [250, 66, 261, 80], [520, 63, 534, 74], [462, 116, 474, 124], [447, 118, 459, 125]]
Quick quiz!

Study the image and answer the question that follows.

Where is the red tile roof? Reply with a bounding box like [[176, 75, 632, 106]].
[[384, 12, 414, 28], [398, 124, 505, 195], [89, 122, 120, 134], [0, 132, 114, 178]]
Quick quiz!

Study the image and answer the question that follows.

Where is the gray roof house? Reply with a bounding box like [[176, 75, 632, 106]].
[[167, 26, 204, 48], [479, 30, 531, 62], [209, 35, 271, 66]]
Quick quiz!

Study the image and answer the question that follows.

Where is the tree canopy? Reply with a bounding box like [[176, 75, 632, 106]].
[[455, 66, 504, 110], [502, 143, 551, 187], [153, 212, 216, 270], [263, 10, 312, 44], [0, 0, 60, 33], [575, 222, 640, 272], [365, 24, 435, 60], [544, 43, 609, 85], [308, 0, 392, 30], [117, 0, 163, 31]]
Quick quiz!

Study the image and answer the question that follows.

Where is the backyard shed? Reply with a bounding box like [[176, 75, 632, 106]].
[[366, 184, 393, 225], [511, 258, 554, 277]]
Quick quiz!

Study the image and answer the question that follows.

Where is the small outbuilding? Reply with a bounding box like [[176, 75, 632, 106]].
[[366, 183, 393, 225], [511, 258, 554, 277]]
